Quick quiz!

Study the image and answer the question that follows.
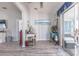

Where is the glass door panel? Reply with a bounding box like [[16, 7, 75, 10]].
[[63, 5, 75, 56]]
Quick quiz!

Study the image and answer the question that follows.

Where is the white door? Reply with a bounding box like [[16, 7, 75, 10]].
[[34, 20, 49, 41]]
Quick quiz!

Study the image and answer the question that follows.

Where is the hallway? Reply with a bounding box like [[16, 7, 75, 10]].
[[0, 41, 69, 56], [0, 2, 77, 56]]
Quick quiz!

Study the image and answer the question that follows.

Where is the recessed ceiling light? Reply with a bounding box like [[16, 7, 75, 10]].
[[2, 7, 7, 9], [34, 8, 38, 10]]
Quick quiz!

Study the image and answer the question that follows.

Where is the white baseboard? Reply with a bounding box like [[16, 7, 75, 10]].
[[36, 39, 49, 41]]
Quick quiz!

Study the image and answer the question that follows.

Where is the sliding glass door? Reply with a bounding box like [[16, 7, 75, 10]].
[[58, 2, 79, 56], [63, 4, 76, 56]]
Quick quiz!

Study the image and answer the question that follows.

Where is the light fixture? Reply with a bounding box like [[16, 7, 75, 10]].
[[2, 7, 7, 9], [34, 8, 38, 10], [40, 2, 43, 8]]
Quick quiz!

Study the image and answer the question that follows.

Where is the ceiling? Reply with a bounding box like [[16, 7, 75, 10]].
[[23, 2, 64, 15], [0, 2, 22, 19], [0, 2, 64, 18], [0, 2, 20, 11]]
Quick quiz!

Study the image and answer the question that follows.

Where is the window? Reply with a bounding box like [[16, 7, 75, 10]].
[[0, 20, 6, 31], [64, 20, 74, 34]]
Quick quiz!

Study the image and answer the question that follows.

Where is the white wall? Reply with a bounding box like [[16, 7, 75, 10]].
[[0, 2, 21, 42], [49, 14, 57, 27]]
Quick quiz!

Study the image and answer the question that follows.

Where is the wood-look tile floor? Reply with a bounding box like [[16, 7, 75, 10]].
[[0, 41, 69, 56]]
